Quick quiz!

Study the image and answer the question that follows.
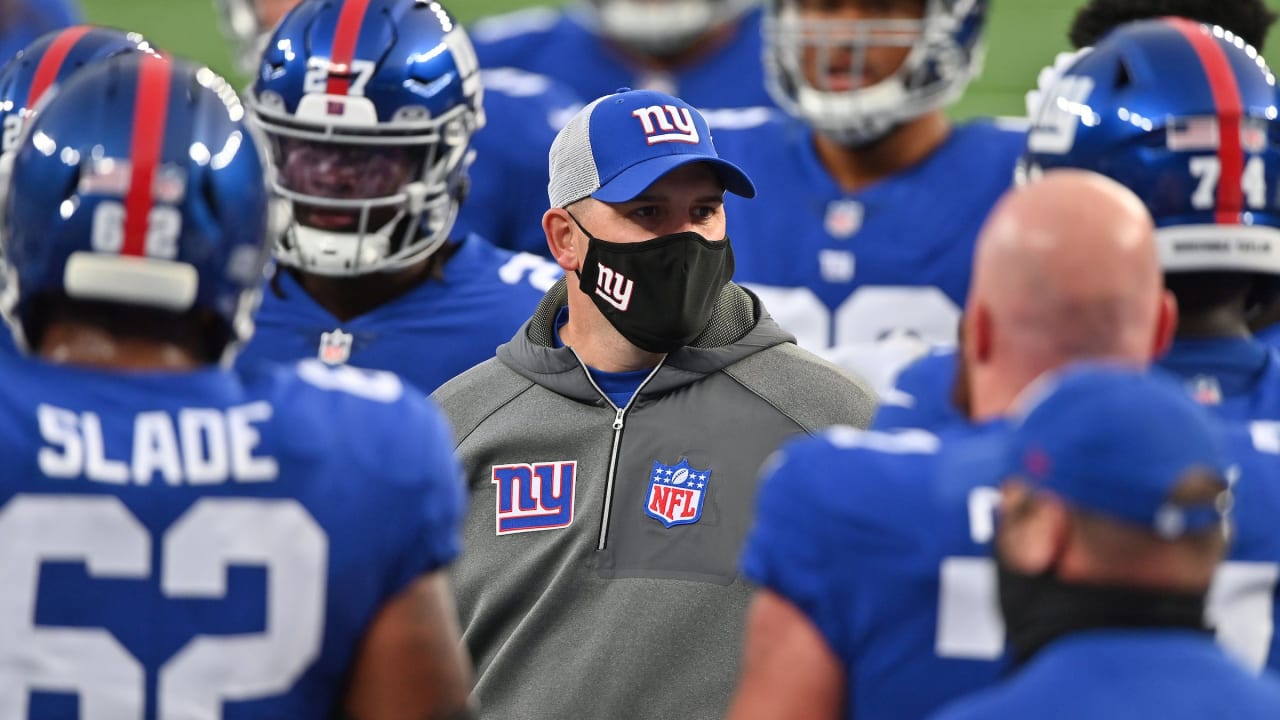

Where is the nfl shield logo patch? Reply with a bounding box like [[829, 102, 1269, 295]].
[[1187, 375, 1222, 406], [824, 200, 863, 239], [318, 329, 353, 365], [645, 458, 712, 528]]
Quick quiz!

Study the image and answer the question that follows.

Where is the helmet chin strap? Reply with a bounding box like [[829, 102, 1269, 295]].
[[796, 79, 907, 147]]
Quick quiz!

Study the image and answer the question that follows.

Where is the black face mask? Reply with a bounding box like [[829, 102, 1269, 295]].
[[568, 213, 734, 353], [997, 555, 1210, 668]]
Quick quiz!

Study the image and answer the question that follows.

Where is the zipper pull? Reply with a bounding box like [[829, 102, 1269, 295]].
[[612, 407, 625, 430]]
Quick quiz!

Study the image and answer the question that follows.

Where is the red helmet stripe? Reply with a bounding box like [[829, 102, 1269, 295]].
[[122, 53, 172, 257], [25, 25, 93, 111], [1169, 18, 1245, 225], [327, 0, 373, 96]]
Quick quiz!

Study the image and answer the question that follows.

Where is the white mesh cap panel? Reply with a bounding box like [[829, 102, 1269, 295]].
[[547, 95, 608, 208]]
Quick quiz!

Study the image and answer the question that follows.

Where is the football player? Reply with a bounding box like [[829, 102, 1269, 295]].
[[214, 0, 584, 258], [0, 26, 154, 354], [929, 367, 1280, 720], [730, 170, 1175, 720], [0, 0, 79, 65], [875, 16, 1280, 677], [468, 0, 771, 109], [0, 26, 151, 157], [461, 67, 584, 257], [710, 0, 1022, 394], [879, 0, 1280, 431], [237, 0, 562, 393], [1022, 18, 1280, 672], [0, 51, 472, 718]]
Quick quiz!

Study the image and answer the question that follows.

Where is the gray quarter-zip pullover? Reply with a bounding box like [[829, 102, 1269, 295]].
[[433, 280, 876, 720]]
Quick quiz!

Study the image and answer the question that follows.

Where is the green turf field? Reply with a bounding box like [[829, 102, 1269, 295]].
[[79, 0, 1280, 118]]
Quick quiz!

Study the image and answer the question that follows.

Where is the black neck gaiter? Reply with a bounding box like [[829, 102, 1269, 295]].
[[998, 559, 1210, 668]]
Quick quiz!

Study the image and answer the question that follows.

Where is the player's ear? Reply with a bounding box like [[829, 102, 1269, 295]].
[[543, 208, 580, 273], [1151, 288, 1178, 360], [997, 480, 1065, 575], [966, 303, 993, 366]]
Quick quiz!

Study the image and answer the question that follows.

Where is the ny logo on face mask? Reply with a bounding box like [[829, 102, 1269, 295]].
[[631, 105, 700, 145], [595, 263, 634, 311]]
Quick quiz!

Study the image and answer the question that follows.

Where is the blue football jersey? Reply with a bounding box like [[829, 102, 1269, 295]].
[[460, 68, 583, 258], [742, 423, 1011, 720], [715, 116, 1025, 391], [1256, 321, 1280, 348], [873, 342, 1280, 674], [468, 6, 774, 109], [237, 234, 561, 394], [879, 335, 1280, 432], [929, 631, 1280, 720], [1159, 337, 1280, 421], [0, 0, 80, 65], [0, 353, 465, 718], [0, 324, 17, 356], [1214, 421, 1280, 673], [873, 347, 965, 431]]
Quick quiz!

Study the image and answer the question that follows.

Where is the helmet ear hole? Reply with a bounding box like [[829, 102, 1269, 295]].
[[1114, 61, 1132, 89]]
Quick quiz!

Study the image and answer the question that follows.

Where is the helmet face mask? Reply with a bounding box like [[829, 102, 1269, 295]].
[[265, 126, 466, 275], [587, 0, 754, 55], [247, 0, 484, 277], [765, 0, 987, 146]]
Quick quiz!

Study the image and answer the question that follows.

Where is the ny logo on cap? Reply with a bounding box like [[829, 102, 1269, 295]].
[[631, 105, 699, 145]]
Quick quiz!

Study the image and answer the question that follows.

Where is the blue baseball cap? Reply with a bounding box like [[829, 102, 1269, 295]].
[[547, 88, 756, 208], [998, 364, 1231, 539]]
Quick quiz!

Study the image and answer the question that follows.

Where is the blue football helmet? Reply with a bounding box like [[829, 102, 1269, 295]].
[[0, 53, 272, 358], [586, 0, 756, 55], [764, 0, 987, 146], [247, 0, 485, 276], [1022, 18, 1280, 277], [0, 25, 151, 155]]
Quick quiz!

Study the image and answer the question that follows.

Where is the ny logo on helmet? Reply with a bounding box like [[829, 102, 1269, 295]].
[[1028, 75, 1095, 155], [631, 105, 699, 145]]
